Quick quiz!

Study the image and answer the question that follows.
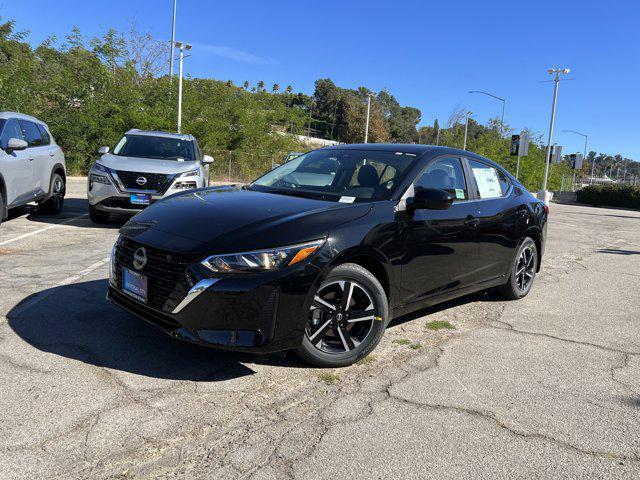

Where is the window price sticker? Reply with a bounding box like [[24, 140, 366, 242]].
[[472, 168, 502, 199]]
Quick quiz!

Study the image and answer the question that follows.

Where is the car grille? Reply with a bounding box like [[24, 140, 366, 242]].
[[115, 170, 173, 193], [113, 237, 198, 313]]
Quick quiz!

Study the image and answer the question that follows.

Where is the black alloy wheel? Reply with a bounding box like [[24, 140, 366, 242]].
[[297, 263, 388, 367], [500, 237, 538, 300], [39, 174, 65, 214]]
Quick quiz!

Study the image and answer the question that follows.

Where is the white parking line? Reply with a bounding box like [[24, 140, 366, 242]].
[[0, 214, 89, 247], [8, 257, 110, 319]]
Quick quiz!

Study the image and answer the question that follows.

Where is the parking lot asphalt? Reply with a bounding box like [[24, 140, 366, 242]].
[[1, 178, 640, 479]]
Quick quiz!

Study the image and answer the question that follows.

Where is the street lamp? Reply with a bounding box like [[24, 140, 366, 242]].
[[540, 68, 570, 202], [562, 129, 589, 177], [463, 111, 473, 150], [175, 41, 191, 133], [364, 94, 372, 143], [469, 90, 506, 134], [169, 0, 177, 80]]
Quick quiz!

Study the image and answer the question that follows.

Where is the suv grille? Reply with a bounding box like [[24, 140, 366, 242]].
[[113, 237, 198, 313], [115, 170, 173, 193]]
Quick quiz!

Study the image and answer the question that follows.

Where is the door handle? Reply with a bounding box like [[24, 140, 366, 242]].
[[49, 152, 56, 157], [465, 217, 480, 228], [516, 210, 528, 218]]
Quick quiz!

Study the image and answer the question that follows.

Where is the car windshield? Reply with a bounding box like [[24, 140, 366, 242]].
[[249, 149, 417, 201], [113, 134, 196, 161]]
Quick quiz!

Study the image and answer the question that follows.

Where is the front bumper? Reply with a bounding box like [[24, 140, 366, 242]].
[[87, 175, 201, 214], [107, 250, 322, 353]]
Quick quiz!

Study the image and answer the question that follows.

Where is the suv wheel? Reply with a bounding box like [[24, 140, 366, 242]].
[[89, 204, 110, 224], [39, 174, 65, 215], [499, 237, 538, 300], [297, 263, 389, 368]]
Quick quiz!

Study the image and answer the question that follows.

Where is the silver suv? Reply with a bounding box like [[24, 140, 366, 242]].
[[88, 130, 212, 223], [0, 112, 66, 226]]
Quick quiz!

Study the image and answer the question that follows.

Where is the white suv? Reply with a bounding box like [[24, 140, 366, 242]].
[[87, 130, 212, 223], [0, 112, 66, 226]]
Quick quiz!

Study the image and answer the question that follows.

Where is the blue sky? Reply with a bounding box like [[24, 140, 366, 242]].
[[2, 0, 638, 159]]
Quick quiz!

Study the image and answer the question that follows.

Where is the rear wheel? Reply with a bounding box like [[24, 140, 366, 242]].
[[39, 173, 65, 215], [89, 204, 110, 224], [499, 237, 538, 300], [297, 263, 389, 368]]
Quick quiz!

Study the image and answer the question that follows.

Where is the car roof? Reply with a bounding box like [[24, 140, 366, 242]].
[[319, 143, 509, 174], [125, 129, 195, 141], [0, 111, 48, 128]]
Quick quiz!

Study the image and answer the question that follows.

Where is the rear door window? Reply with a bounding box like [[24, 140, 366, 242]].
[[468, 159, 508, 199], [36, 123, 51, 145], [19, 120, 44, 147]]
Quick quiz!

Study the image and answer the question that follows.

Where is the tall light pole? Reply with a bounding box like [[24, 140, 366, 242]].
[[469, 90, 506, 135], [463, 111, 473, 150], [175, 41, 191, 133], [540, 68, 570, 199], [364, 94, 372, 143], [562, 129, 589, 176], [169, 0, 177, 80]]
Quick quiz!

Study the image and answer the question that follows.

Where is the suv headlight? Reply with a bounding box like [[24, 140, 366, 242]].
[[179, 167, 201, 178], [92, 162, 109, 173], [201, 239, 324, 273]]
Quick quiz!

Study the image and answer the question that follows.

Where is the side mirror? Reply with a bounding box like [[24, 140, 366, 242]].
[[98, 146, 110, 155], [6, 138, 28, 153], [407, 188, 454, 211], [202, 154, 214, 165]]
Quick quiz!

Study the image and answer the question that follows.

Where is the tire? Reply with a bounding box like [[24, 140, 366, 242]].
[[499, 237, 538, 300], [39, 173, 65, 215], [297, 263, 389, 368], [89, 204, 110, 224]]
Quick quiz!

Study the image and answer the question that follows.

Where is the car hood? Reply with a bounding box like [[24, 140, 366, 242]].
[[98, 153, 199, 174], [122, 186, 372, 254]]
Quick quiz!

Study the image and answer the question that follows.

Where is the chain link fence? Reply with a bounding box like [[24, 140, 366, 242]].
[[206, 150, 291, 185]]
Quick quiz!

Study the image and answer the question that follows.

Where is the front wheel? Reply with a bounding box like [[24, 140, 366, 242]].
[[39, 173, 65, 215], [499, 237, 538, 300], [297, 263, 389, 368]]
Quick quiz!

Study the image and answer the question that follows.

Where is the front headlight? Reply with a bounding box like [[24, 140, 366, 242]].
[[92, 162, 109, 173], [201, 239, 324, 273], [90, 173, 111, 185], [179, 167, 201, 178]]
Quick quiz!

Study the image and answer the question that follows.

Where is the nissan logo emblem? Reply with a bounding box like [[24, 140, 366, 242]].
[[136, 176, 148, 186], [133, 247, 148, 271]]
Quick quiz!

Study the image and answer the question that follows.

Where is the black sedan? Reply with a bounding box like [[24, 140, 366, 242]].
[[107, 144, 548, 367]]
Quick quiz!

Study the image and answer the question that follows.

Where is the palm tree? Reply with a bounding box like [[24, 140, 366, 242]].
[[226, 80, 233, 88], [272, 83, 280, 93], [257, 80, 265, 92], [285, 85, 293, 94], [243, 80, 250, 90]]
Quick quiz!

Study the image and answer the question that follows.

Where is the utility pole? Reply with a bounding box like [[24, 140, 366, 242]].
[[364, 94, 372, 143], [169, 0, 177, 80], [540, 68, 570, 202], [307, 100, 314, 137], [176, 41, 191, 133], [463, 111, 472, 150]]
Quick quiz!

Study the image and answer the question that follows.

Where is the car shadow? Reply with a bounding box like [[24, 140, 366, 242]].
[[7, 279, 306, 382], [4, 198, 127, 229], [389, 289, 504, 327]]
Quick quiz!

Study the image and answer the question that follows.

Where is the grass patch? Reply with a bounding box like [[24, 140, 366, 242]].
[[425, 320, 455, 331], [393, 338, 412, 345], [410, 343, 423, 350], [317, 371, 339, 385], [357, 355, 376, 365]]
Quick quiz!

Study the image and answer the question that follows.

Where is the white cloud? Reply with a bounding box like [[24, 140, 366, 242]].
[[193, 43, 277, 66]]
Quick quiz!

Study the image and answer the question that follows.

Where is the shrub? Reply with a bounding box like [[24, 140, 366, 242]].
[[576, 185, 640, 210]]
